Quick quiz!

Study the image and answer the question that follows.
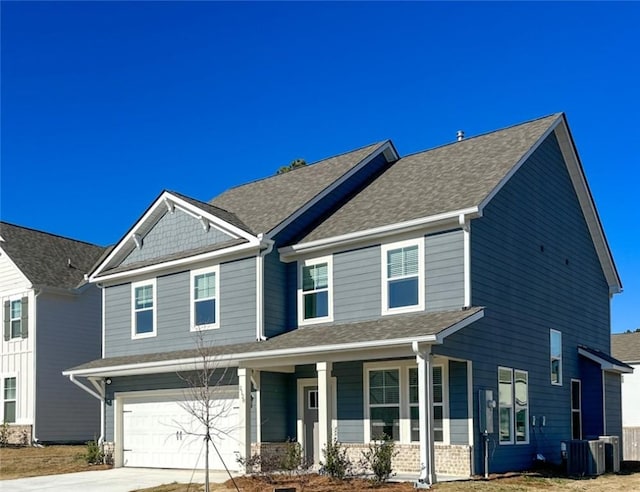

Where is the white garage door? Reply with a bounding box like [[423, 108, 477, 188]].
[[122, 390, 240, 470]]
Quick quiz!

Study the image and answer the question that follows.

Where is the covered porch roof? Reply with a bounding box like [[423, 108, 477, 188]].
[[64, 307, 484, 378]]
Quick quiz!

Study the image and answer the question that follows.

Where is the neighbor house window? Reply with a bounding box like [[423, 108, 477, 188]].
[[369, 369, 400, 441], [3, 377, 16, 423], [409, 366, 444, 442], [499, 367, 529, 445], [571, 379, 582, 439], [299, 256, 332, 324], [191, 266, 219, 330], [550, 329, 562, 385], [10, 300, 22, 339], [131, 280, 156, 338], [381, 239, 424, 315]]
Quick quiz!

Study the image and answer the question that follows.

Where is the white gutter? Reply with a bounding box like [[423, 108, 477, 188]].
[[279, 207, 480, 260], [256, 235, 275, 341], [64, 310, 484, 378], [91, 241, 260, 283]]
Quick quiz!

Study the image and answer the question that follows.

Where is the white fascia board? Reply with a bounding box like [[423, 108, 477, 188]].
[[90, 191, 261, 282], [553, 119, 622, 295], [279, 207, 480, 261], [90, 241, 260, 283], [65, 310, 484, 378], [478, 115, 563, 212], [578, 347, 633, 374], [268, 141, 398, 240], [435, 309, 485, 343]]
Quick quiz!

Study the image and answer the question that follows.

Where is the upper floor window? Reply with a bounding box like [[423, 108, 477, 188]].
[[381, 239, 424, 315], [191, 266, 219, 330], [3, 377, 16, 423], [131, 279, 156, 339], [498, 366, 529, 445], [299, 256, 333, 325], [10, 300, 22, 338], [550, 329, 562, 385], [3, 298, 27, 341]]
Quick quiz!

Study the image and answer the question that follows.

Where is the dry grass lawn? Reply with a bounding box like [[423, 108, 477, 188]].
[[0, 445, 111, 480], [132, 466, 640, 492]]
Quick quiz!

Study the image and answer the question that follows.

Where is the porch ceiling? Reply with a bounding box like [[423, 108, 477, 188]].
[[64, 307, 483, 377]]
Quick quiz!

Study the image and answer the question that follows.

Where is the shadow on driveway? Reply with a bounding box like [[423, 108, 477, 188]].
[[1, 467, 237, 492]]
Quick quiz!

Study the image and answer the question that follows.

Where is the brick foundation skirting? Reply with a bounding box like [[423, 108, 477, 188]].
[[251, 441, 471, 477], [1, 424, 32, 446]]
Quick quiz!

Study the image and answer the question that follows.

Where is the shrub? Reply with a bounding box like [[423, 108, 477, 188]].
[[279, 439, 310, 474], [361, 435, 397, 483], [0, 422, 9, 447], [321, 437, 353, 480], [84, 439, 104, 465]]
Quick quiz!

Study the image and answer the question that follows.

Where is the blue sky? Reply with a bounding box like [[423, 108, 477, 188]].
[[1, 2, 638, 333]]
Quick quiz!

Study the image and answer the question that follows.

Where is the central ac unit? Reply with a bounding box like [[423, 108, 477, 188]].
[[587, 440, 606, 476], [599, 435, 620, 473]]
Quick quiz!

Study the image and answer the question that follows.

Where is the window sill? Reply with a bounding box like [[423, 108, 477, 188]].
[[131, 332, 157, 340], [190, 324, 219, 332]]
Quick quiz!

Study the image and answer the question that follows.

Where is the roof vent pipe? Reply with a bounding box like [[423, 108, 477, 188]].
[[457, 130, 465, 142]]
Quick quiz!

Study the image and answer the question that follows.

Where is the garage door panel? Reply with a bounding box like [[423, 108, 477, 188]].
[[122, 392, 239, 470]]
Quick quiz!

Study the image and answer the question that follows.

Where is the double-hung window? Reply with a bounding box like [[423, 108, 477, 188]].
[[409, 366, 444, 443], [299, 256, 332, 324], [571, 379, 582, 439], [191, 266, 219, 330], [382, 239, 424, 315], [132, 279, 156, 339], [10, 300, 22, 339], [3, 377, 16, 423], [368, 368, 400, 441], [550, 329, 562, 385], [498, 367, 529, 444]]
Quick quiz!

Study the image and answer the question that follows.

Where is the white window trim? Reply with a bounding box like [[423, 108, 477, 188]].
[[381, 238, 425, 316], [571, 379, 582, 440], [550, 329, 563, 386], [408, 364, 447, 444], [363, 359, 448, 445], [498, 366, 529, 445], [514, 369, 530, 445], [190, 265, 220, 331], [298, 255, 333, 326], [131, 279, 157, 340], [1, 373, 18, 424]]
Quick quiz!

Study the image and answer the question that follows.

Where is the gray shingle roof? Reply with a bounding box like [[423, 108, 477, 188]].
[[301, 114, 561, 242], [169, 191, 254, 235], [612, 332, 640, 363], [66, 307, 482, 373], [0, 221, 107, 290], [210, 141, 387, 235]]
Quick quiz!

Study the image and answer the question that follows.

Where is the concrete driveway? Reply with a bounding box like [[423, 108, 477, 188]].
[[1, 467, 237, 492]]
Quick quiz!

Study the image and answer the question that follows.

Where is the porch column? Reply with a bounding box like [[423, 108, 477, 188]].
[[415, 344, 436, 486], [317, 361, 332, 455], [238, 367, 252, 472]]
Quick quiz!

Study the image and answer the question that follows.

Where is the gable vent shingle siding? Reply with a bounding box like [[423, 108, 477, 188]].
[[0, 222, 107, 290], [301, 114, 560, 242], [209, 142, 386, 235]]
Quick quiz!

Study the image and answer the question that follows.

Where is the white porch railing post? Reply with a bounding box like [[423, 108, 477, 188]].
[[317, 361, 332, 459], [416, 346, 436, 486], [238, 367, 252, 473]]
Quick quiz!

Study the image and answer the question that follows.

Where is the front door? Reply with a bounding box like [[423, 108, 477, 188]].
[[303, 386, 319, 464]]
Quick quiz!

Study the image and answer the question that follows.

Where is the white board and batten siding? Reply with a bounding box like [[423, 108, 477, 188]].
[[117, 389, 241, 471], [0, 252, 34, 425]]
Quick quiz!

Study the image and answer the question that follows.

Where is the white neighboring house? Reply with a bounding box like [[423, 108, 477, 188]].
[[0, 221, 106, 444], [611, 332, 640, 460]]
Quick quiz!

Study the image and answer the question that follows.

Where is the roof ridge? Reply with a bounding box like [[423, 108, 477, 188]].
[[400, 112, 562, 160], [212, 140, 387, 197], [0, 220, 105, 248]]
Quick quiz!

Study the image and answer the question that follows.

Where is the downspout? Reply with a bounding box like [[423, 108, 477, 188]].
[[412, 341, 436, 488], [31, 289, 43, 446], [255, 234, 275, 342], [459, 214, 471, 309]]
